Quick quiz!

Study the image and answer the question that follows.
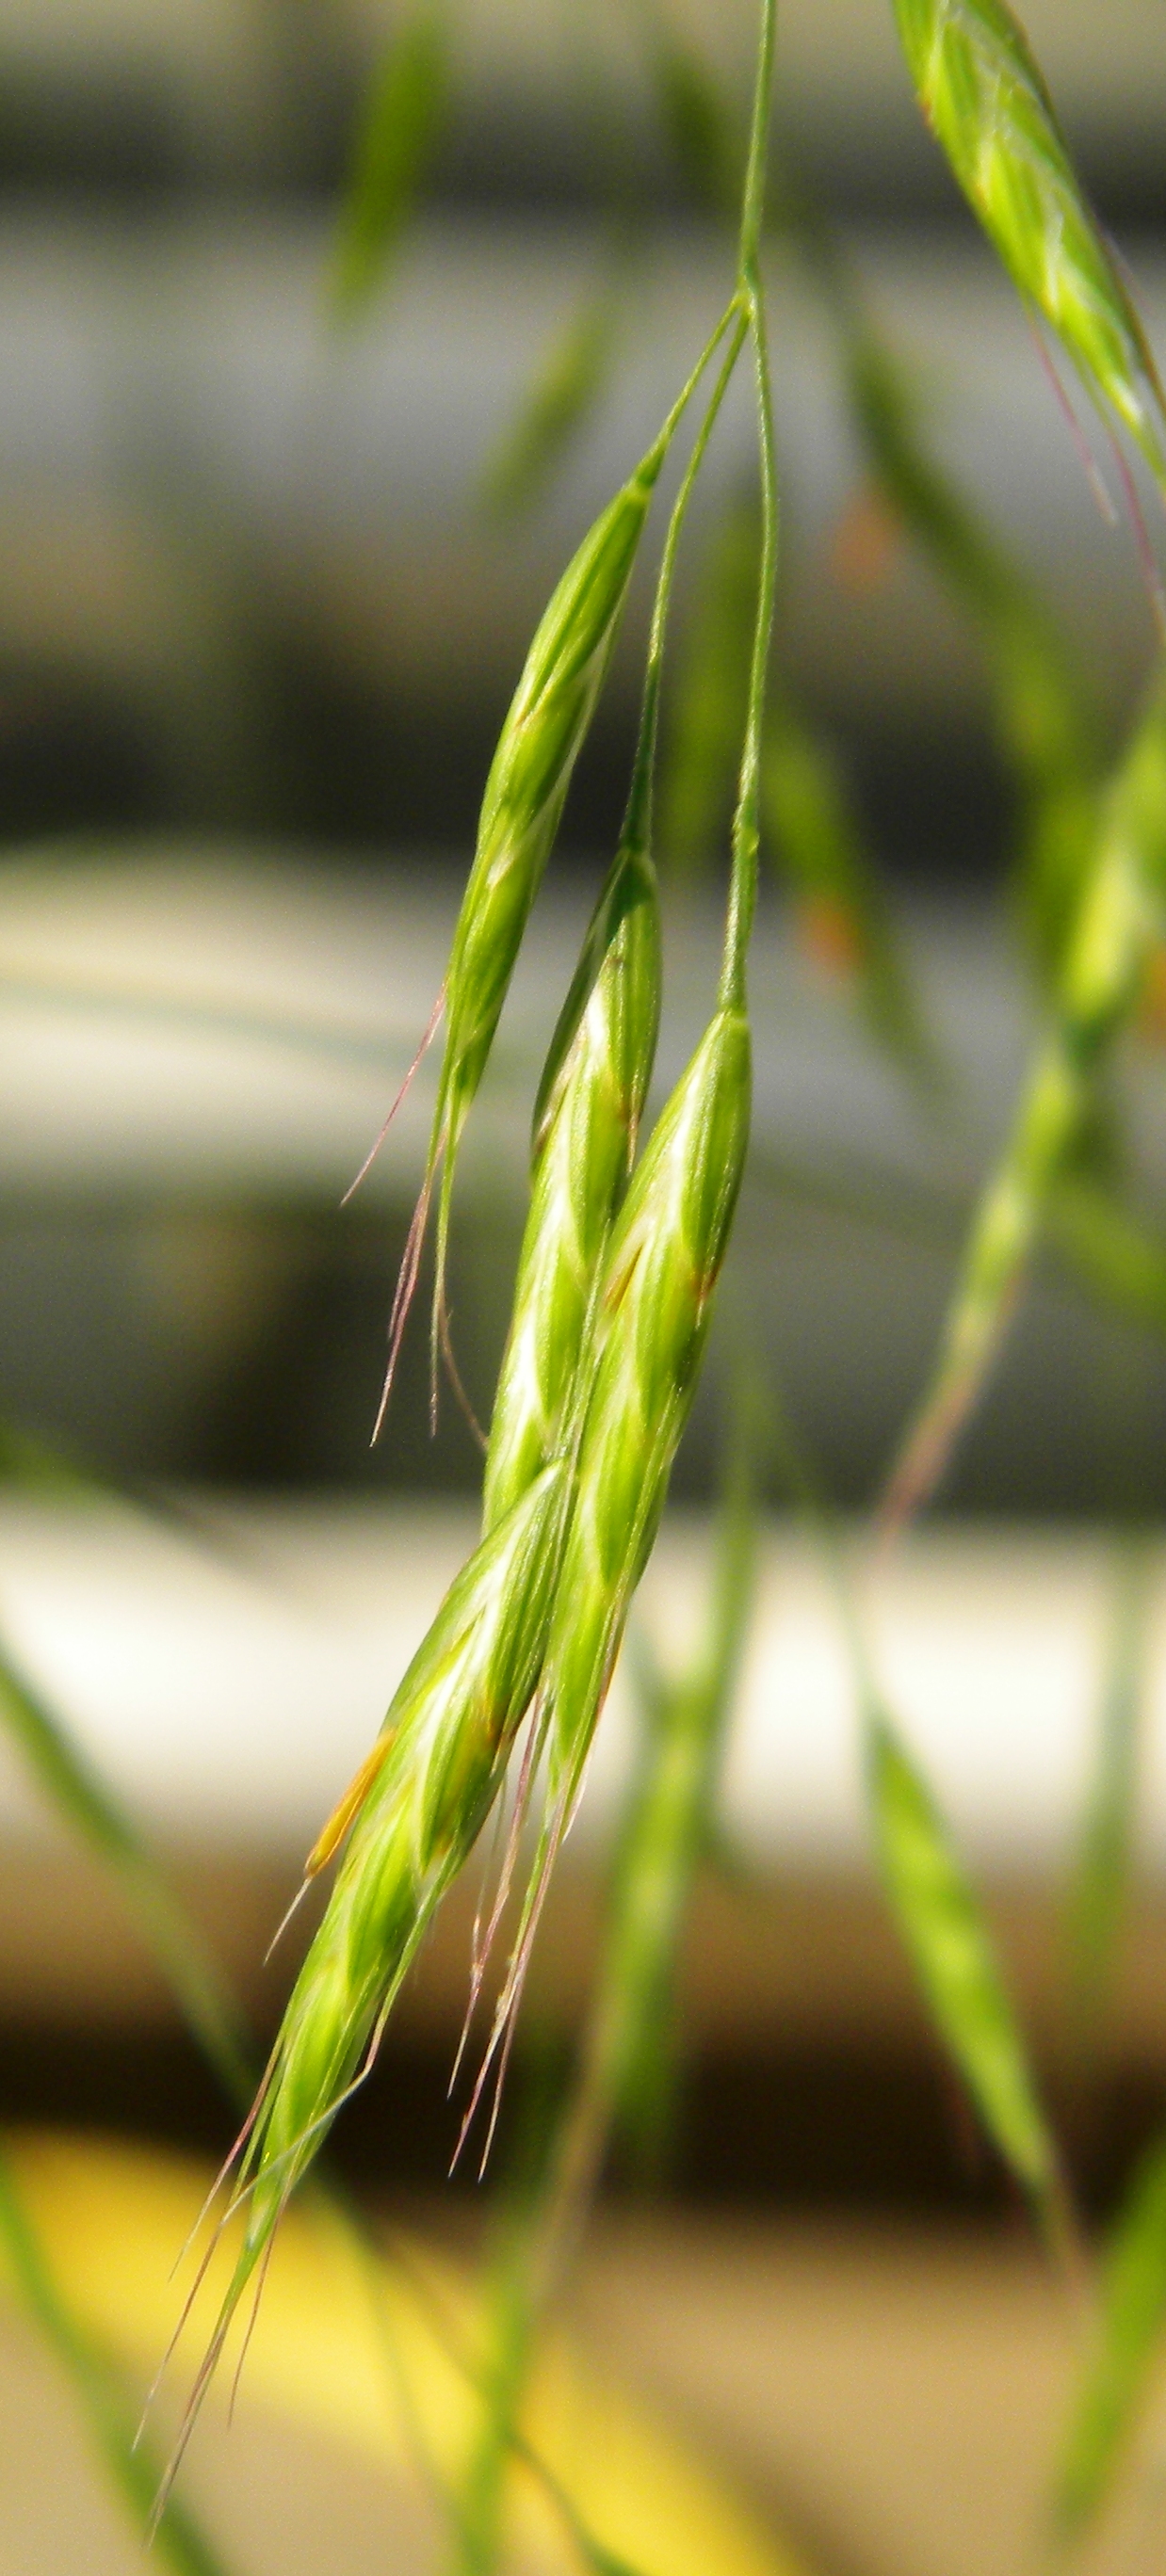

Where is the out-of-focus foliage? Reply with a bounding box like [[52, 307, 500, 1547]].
[[866, 1710, 1061, 2227], [332, 5, 450, 316]]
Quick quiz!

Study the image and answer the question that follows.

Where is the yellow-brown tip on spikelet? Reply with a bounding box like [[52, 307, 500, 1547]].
[[305, 1732, 397, 1878]]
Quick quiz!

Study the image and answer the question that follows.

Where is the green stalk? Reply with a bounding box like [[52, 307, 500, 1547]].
[[721, 0, 780, 1010], [623, 315, 750, 857], [0, 2144, 233, 2576]]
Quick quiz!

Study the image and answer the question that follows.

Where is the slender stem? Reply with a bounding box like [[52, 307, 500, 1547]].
[[647, 289, 743, 474], [720, 0, 780, 1007], [624, 311, 750, 850], [720, 275, 780, 1008], [737, 0, 779, 275]]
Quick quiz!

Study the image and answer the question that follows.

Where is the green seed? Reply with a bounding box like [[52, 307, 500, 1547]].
[[482, 835, 661, 1532], [891, 0, 1166, 489]]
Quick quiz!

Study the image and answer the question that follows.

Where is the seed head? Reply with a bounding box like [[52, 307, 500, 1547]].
[[482, 834, 661, 1532], [892, 0, 1166, 491]]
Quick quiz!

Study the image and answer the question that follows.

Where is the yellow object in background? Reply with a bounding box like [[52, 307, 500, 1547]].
[[0, 2131, 806, 2576]]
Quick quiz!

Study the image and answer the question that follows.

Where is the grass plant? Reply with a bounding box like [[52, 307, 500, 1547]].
[[11, 0, 1166, 2564]]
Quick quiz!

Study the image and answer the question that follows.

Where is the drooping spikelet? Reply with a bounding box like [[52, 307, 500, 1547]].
[[406, 442, 666, 1382], [469, 1004, 752, 2111], [481, 832, 661, 1531], [172, 1459, 570, 2437], [883, 658, 1166, 1531], [891, 0, 1166, 491], [170, 835, 666, 2447]]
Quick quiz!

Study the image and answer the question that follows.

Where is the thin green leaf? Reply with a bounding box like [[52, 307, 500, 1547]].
[[0, 1634, 250, 2103], [0, 2143, 233, 2576], [481, 277, 624, 522], [332, 5, 449, 318], [1062, 1540, 1151, 2039], [1054, 2136, 1166, 2535], [867, 1708, 1060, 2220]]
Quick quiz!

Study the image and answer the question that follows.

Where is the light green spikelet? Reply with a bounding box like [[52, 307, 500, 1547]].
[[883, 659, 1166, 1526], [199, 1462, 569, 2373], [481, 835, 661, 1532], [891, 0, 1166, 489], [425, 443, 666, 1319], [493, 1006, 752, 2047], [464, 1011, 751, 2119]]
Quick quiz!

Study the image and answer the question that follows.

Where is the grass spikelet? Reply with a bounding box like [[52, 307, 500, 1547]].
[[482, 833, 661, 1532], [398, 436, 666, 1409], [176, 1461, 571, 2450], [890, 0, 1166, 491], [866, 1707, 1063, 2230], [882, 658, 1166, 1530], [1053, 2132, 1166, 2536], [464, 1004, 752, 2136]]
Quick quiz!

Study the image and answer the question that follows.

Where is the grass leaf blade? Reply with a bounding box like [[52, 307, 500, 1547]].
[[0, 2142, 234, 2576], [866, 1707, 1060, 2222], [0, 1633, 250, 2103], [1054, 2135, 1166, 2535]]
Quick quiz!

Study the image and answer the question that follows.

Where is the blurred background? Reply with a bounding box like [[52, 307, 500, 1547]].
[[5, 3, 1166, 2571]]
